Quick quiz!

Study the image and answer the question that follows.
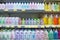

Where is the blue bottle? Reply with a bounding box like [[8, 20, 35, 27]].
[[53, 30, 58, 40], [31, 30, 35, 40], [28, 18, 31, 25], [30, 18, 34, 25]]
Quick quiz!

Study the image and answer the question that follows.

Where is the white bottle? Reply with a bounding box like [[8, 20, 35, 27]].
[[44, 30, 49, 40], [18, 3, 21, 10], [1, 3, 5, 10], [27, 30, 31, 40], [15, 17, 19, 25]]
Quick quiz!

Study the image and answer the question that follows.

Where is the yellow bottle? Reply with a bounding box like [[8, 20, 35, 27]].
[[48, 15, 53, 25], [43, 14, 48, 25], [58, 15, 60, 25], [48, 3, 51, 11], [44, 3, 48, 11]]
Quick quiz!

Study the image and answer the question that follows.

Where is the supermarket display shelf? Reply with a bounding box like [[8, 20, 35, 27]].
[[0, 10, 60, 13], [0, 25, 60, 28]]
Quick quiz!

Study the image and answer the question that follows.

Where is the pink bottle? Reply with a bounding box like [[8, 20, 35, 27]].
[[35, 30, 40, 40], [39, 30, 45, 40], [11, 30, 15, 40]]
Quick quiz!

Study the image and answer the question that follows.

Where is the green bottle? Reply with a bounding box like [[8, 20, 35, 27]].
[[34, 18, 37, 25], [48, 30, 54, 40], [2, 29, 7, 40], [1, 17, 5, 25], [54, 3, 57, 11], [22, 18, 25, 25], [36, 18, 40, 25], [56, 3, 59, 11]]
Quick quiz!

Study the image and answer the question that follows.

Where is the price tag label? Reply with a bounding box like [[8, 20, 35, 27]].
[[41, 25, 44, 28], [13, 9, 17, 11], [6, 25, 9, 28], [17, 25, 21, 28], [21, 9, 26, 12], [4, 9, 8, 11], [11, 25, 14, 28], [0, 25, 1, 27]]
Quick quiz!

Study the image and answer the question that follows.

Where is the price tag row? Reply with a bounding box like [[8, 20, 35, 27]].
[[0, 25, 60, 28]]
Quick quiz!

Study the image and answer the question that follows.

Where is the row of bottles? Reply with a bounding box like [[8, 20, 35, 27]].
[[0, 14, 60, 25], [0, 29, 60, 40], [0, 3, 60, 11]]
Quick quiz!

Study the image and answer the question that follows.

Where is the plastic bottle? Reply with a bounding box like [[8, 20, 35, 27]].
[[53, 15, 58, 25], [9, 3, 14, 10], [22, 18, 25, 25], [23, 30, 28, 40], [40, 18, 44, 25], [11, 30, 15, 40], [43, 14, 48, 25], [36, 18, 40, 25], [30, 18, 34, 25], [3, 29, 7, 40], [0, 17, 2, 25], [26, 3, 29, 10], [44, 3, 48, 11], [48, 30, 54, 40], [34, 3, 38, 10], [7, 30, 11, 40], [35, 30, 40, 40], [19, 30, 24, 40], [1, 17, 5, 25], [33, 18, 37, 25], [54, 3, 57, 11], [28, 18, 31, 25], [18, 3, 21, 10], [0, 30, 2, 40], [41, 3, 44, 10], [44, 30, 49, 40], [56, 3, 59, 12], [27, 30, 31, 40], [0, 4, 2, 9], [18, 18, 21, 25], [58, 15, 60, 25], [15, 30, 20, 40], [25, 18, 28, 25], [48, 3, 51, 11], [31, 30, 35, 40], [53, 30, 58, 40], [58, 29, 60, 39], [51, 3, 55, 11], [15, 17, 19, 25], [1, 3, 5, 10], [39, 30, 45, 40], [48, 15, 53, 25]]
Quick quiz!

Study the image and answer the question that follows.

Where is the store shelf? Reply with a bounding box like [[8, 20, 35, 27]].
[[0, 10, 60, 14], [0, 25, 60, 28]]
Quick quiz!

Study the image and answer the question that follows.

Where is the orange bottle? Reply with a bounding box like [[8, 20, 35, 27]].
[[58, 15, 60, 25], [53, 15, 58, 25]]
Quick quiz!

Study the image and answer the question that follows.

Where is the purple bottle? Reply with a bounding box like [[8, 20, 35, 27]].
[[40, 18, 44, 25], [19, 30, 24, 40], [15, 30, 20, 40]]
